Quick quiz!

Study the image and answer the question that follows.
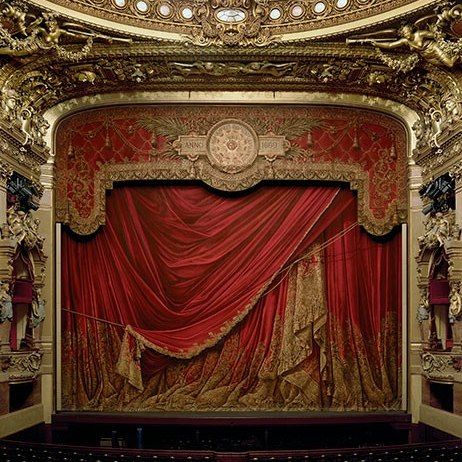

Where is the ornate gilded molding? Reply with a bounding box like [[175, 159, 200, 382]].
[[421, 139, 462, 179], [0, 0, 454, 165], [450, 154, 462, 180], [27, 0, 439, 43], [0, 41, 453, 166], [186, 0, 274, 47], [0, 1, 456, 173]]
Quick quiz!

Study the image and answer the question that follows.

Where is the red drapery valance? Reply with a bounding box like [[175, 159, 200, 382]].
[[55, 105, 407, 236]]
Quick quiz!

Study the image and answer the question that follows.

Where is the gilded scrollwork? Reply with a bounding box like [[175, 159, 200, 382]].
[[187, 0, 273, 47], [0, 350, 42, 382], [421, 350, 462, 385], [421, 351, 460, 378]]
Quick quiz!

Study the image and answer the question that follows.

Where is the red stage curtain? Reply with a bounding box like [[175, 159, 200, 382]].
[[62, 184, 401, 410], [324, 204, 402, 409], [62, 184, 350, 389]]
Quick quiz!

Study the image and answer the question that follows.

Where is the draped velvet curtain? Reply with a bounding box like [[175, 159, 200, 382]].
[[62, 183, 401, 411]]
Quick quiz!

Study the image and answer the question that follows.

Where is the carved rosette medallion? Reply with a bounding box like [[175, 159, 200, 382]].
[[175, 118, 288, 174], [206, 119, 259, 174]]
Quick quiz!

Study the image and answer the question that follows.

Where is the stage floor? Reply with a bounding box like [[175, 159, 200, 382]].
[[54, 410, 411, 425], [51, 411, 413, 451]]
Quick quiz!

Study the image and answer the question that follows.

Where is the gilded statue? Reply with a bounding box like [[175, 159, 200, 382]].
[[0, 5, 130, 58], [375, 25, 458, 68], [7, 206, 44, 250], [450, 284, 462, 318], [347, 5, 462, 68], [418, 212, 460, 250], [0, 281, 12, 323]]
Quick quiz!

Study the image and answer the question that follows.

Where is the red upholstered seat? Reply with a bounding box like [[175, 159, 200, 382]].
[[12, 279, 34, 304], [429, 278, 450, 305]]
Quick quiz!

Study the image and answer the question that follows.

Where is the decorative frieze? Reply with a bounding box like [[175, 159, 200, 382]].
[[421, 351, 462, 383], [0, 350, 42, 383], [174, 119, 289, 173], [28, 0, 420, 44]]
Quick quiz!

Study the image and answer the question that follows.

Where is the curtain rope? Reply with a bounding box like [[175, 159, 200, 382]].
[[61, 308, 125, 328], [261, 221, 358, 296]]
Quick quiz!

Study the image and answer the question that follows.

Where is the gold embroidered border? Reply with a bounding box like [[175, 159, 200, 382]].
[[57, 158, 405, 237]]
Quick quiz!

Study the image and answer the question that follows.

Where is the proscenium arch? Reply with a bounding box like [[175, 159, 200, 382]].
[[47, 90, 414, 412]]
